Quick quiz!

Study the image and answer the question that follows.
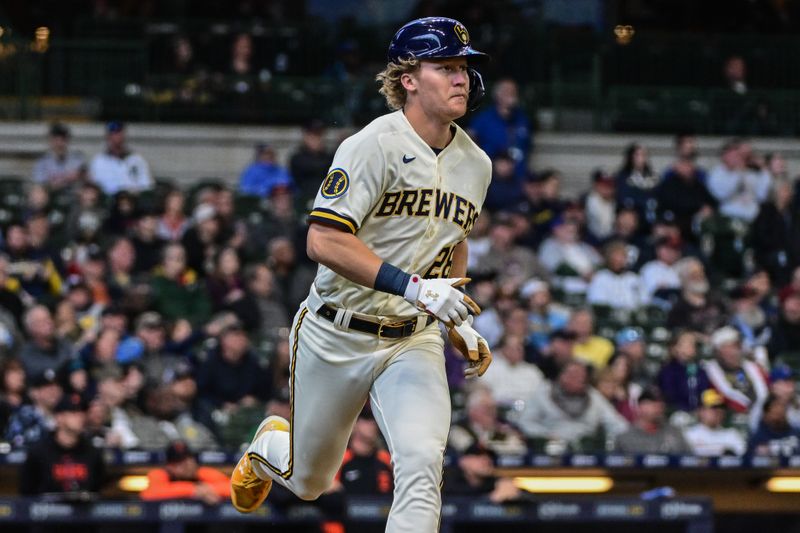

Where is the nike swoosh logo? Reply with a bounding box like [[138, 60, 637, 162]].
[[403, 155, 416, 164]]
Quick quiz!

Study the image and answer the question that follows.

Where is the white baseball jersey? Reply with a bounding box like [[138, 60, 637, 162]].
[[307, 110, 491, 318]]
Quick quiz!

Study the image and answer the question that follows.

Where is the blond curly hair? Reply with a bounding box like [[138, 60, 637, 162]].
[[376, 58, 420, 111]]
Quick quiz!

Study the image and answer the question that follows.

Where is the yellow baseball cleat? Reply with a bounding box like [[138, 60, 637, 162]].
[[230, 415, 290, 513]]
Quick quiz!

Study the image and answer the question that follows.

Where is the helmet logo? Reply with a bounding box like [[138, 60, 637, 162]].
[[454, 23, 469, 45]]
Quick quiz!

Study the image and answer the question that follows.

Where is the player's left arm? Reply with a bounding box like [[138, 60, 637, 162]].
[[450, 240, 468, 278]]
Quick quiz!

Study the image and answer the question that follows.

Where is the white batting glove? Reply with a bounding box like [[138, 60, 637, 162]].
[[448, 316, 492, 378], [403, 276, 481, 327]]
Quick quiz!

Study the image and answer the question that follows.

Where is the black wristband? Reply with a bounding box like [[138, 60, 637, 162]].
[[374, 262, 412, 296]]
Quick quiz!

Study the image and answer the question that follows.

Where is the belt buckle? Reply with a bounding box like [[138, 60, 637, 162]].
[[377, 319, 407, 339]]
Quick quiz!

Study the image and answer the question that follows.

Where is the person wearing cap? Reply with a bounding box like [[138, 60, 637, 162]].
[[658, 330, 712, 412], [141, 440, 229, 503], [748, 395, 800, 457], [289, 119, 334, 206], [238, 143, 295, 199], [483, 150, 524, 213], [89, 121, 153, 195], [683, 389, 746, 456], [20, 392, 105, 495], [614, 386, 692, 454], [768, 364, 800, 430], [614, 327, 655, 387], [522, 278, 570, 352], [584, 169, 617, 242], [468, 78, 532, 179], [32, 122, 87, 189], [587, 240, 645, 311], [519, 360, 628, 447], [728, 284, 770, 353], [639, 235, 683, 304], [703, 326, 769, 425], [5, 368, 61, 448], [516, 169, 566, 248]]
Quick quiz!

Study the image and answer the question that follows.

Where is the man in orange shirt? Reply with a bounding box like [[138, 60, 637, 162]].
[[141, 440, 229, 504]]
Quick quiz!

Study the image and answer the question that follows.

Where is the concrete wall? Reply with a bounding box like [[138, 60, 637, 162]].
[[1, 121, 798, 196]]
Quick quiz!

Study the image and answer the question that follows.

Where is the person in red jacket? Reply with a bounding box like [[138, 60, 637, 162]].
[[141, 440, 230, 504]]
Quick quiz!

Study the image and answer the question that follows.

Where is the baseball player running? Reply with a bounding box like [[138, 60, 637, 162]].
[[231, 17, 493, 531]]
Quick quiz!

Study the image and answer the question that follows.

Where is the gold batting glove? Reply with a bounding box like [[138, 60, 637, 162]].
[[447, 316, 492, 378]]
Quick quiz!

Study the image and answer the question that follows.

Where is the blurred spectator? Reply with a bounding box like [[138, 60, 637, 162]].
[[443, 441, 520, 503], [5, 368, 60, 448], [518, 361, 628, 448], [584, 169, 617, 241], [134, 312, 177, 385], [238, 144, 295, 198], [640, 236, 683, 304], [0, 253, 27, 327], [614, 328, 652, 388], [604, 205, 645, 262], [724, 55, 748, 96], [522, 278, 570, 352], [106, 236, 137, 300], [472, 215, 548, 289], [658, 330, 711, 412], [707, 140, 771, 222], [206, 246, 246, 312], [289, 119, 334, 206], [157, 189, 190, 241], [748, 395, 800, 456], [149, 243, 212, 326], [767, 364, 800, 429], [335, 416, 393, 495], [195, 322, 271, 410], [517, 170, 565, 247], [19, 392, 105, 495], [667, 257, 727, 335], [750, 178, 800, 285], [614, 386, 691, 454], [534, 328, 577, 380], [94, 366, 138, 448], [241, 263, 290, 340], [182, 203, 223, 277], [145, 384, 218, 451], [4, 223, 64, 300], [587, 240, 644, 310], [81, 248, 111, 307], [569, 309, 614, 370], [267, 236, 315, 313], [32, 123, 86, 189], [468, 78, 532, 178], [165, 362, 218, 445], [538, 217, 601, 286], [0, 358, 26, 433], [104, 191, 139, 236], [131, 210, 166, 275], [768, 287, 800, 360], [656, 140, 715, 242], [481, 334, 544, 409], [728, 285, 770, 353], [594, 354, 640, 422], [703, 326, 769, 421], [19, 305, 73, 378], [449, 387, 526, 456], [484, 150, 524, 213], [89, 122, 153, 195], [141, 440, 229, 503], [685, 389, 747, 456], [615, 143, 659, 225]]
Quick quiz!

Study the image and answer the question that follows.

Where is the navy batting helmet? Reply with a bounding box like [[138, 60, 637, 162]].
[[388, 17, 489, 110]]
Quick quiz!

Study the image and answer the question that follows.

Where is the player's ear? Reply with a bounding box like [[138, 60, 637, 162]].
[[400, 71, 417, 93]]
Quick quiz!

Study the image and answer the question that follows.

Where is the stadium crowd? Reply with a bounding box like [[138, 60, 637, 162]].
[[0, 79, 799, 503]]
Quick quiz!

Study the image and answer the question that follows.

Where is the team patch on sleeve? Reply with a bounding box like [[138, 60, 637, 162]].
[[308, 207, 358, 234], [320, 168, 350, 199]]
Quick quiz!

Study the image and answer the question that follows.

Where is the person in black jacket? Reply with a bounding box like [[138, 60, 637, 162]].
[[750, 179, 800, 286], [19, 392, 105, 495]]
